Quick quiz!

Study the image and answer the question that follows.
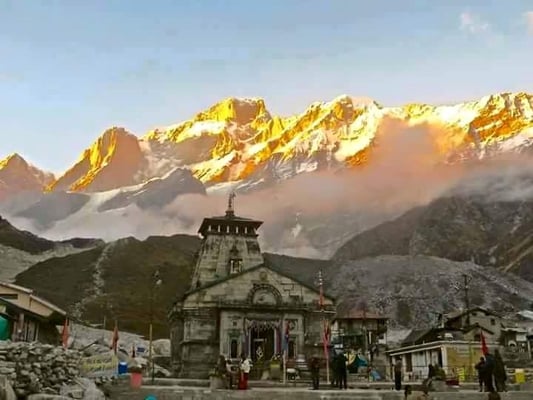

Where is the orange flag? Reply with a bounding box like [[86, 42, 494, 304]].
[[110, 321, 119, 354], [61, 318, 69, 349], [480, 330, 489, 356]]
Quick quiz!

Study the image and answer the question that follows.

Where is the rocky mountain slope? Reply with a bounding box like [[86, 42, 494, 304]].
[[11, 227, 533, 334], [325, 255, 533, 328], [0, 215, 102, 281], [333, 196, 533, 281]]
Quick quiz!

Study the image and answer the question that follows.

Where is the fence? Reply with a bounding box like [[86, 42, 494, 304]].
[[389, 364, 533, 384]]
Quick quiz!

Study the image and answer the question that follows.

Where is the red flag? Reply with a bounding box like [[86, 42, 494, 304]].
[[61, 318, 69, 349], [480, 330, 489, 356], [110, 321, 119, 354], [322, 319, 330, 361]]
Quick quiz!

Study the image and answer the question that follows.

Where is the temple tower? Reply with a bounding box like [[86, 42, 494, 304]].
[[190, 192, 264, 289]]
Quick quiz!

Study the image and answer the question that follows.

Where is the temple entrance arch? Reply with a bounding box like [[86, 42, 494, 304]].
[[245, 319, 279, 362]]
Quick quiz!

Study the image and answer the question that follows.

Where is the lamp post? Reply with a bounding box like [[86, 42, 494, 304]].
[[149, 269, 162, 385]]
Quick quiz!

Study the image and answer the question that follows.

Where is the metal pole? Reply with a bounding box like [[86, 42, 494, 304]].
[[319, 271, 330, 385], [324, 316, 330, 384], [283, 316, 286, 386], [149, 280, 154, 385]]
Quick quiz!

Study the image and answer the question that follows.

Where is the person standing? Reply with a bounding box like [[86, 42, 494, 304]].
[[238, 353, 251, 390], [483, 351, 495, 393], [330, 351, 339, 387], [475, 357, 486, 392], [394, 357, 403, 391], [336, 351, 348, 389], [226, 358, 235, 389], [493, 350, 507, 392], [309, 356, 320, 390]]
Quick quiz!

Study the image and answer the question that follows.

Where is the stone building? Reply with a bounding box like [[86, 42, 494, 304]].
[[169, 195, 335, 378]]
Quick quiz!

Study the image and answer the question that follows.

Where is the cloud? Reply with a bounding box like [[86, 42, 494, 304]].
[[525, 11, 533, 35], [460, 12, 490, 34]]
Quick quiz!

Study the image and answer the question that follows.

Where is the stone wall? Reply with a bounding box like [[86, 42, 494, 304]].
[[0, 341, 81, 398]]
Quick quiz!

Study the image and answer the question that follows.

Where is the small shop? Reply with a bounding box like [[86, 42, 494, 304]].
[[387, 340, 488, 382]]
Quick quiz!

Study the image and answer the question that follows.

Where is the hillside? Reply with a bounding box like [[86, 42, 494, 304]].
[[15, 234, 201, 338], [333, 196, 533, 281], [0, 215, 102, 281], [325, 255, 533, 328]]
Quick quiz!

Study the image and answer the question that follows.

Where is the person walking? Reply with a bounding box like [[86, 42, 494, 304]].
[[493, 350, 507, 392], [475, 357, 486, 392], [309, 356, 320, 390], [394, 357, 403, 391], [336, 351, 348, 389]]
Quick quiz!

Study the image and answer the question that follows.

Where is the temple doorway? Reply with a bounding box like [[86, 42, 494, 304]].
[[250, 326, 275, 362]]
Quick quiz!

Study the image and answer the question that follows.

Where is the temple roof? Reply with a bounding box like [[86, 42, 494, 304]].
[[197, 193, 263, 236], [184, 258, 336, 302]]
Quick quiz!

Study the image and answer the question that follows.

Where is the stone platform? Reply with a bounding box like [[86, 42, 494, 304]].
[[107, 386, 533, 400], [103, 377, 533, 400]]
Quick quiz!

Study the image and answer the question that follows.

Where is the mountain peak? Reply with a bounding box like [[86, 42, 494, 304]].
[[0, 153, 29, 169], [49, 126, 144, 193], [0, 153, 54, 200], [195, 96, 269, 125]]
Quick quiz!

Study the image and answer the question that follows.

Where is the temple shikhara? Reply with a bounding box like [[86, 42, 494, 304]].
[[169, 194, 336, 378]]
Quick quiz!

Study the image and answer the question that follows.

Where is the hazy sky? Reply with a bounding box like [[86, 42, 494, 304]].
[[0, 0, 532, 172]]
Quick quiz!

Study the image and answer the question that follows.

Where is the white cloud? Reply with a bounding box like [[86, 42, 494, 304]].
[[460, 11, 490, 34], [525, 11, 533, 35]]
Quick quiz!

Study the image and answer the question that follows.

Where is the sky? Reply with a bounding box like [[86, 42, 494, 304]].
[[0, 0, 532, 173]]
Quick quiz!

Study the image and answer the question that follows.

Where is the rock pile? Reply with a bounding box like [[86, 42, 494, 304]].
[[0, 341, 81, 398]]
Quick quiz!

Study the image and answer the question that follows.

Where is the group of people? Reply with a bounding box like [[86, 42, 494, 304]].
[[475, 349, 507, 393], [329, 350, 349, 389], [217, 353, 252, 390], [309, 352, 349, 390]]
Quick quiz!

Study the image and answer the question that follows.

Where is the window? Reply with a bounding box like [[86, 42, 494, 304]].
[[490, 318, 496, 326], [0, 293, 18, 300], [230, 259, 242, 274]]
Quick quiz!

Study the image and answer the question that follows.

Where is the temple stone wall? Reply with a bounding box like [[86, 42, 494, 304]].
[[192, 235, 264, 288]]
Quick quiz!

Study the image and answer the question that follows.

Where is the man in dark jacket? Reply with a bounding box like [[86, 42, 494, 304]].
[[394, 358, 403, 391], [475, 357, 486, 392], [309, 357, 320, 390], [483, 352, 495, 393], [336, 352, 348, 389], [493, 350, 507, 392], [330, 351, 338, 387]]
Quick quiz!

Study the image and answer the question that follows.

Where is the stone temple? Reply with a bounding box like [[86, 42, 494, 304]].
[[169, 194, 335, 378]]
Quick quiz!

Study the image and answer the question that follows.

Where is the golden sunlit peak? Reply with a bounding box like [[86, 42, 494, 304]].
[[196, 96, 269, 124], [0, 153, 28, 168]]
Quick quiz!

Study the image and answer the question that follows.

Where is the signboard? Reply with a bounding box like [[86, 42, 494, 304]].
[[80, 352, 119, 378], [446, 344, 482, 380]]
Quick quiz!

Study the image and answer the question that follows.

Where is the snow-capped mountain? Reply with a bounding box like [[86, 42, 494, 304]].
[[13, 91, 531, 196], [0, 153, 54, 200], [0, 92, 532, 256]]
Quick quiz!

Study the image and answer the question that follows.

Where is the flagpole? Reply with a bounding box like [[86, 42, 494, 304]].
[[283, 318, 287, 386], [319, 271, 330, 384]]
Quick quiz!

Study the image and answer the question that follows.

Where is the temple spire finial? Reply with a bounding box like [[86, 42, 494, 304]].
[[226, 192, 236, 217]]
